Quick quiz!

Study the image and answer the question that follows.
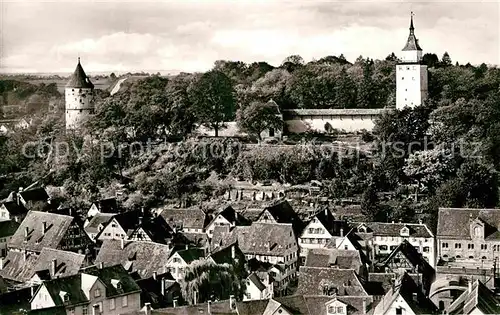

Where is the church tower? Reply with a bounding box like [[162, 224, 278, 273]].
[[65, 58, 95, 130], [396, 13, 428, 109]]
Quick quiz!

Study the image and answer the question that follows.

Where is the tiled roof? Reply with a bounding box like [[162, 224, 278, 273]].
[[92, 197, 119, 213], [131, 216, 174, 244], [282, 108, 389, 116], [1, 201, 28, 216], [208, 243, 244, 265], [355, 222, 433, 238], [80, 264, 141, 297], [0, 250, 38, 282], [259, 200, 304, 235], [236, 299, 269, 315], [65, 60, 94, 89], [155, 300, 236, 314], [0, 220, 20, 238], [372, 272, 437, 315], [112, 209, 144, 233], [248, 272, 266, 291], [95, 239, 172, 279], [84, 213, 115, 234], [160, 208, 207, 229], [236, 223, 297, 256], [311, 209, 350, 237], [437, 208, 500, 240], [376, 240, 433, 273], [209, 206, 251, 228], [447, 280, 500, 314], [304, 248, 363, 271], [180, 231, 209, 247], [296, 267, 367, 296], [303, 296, 373, 315], [19, 187, 49, 203], [210, 225, 235, 252], [402, 17, 422, 51], [33, 248, 85, 279], [7, 211, 74, 252], [175, 248, 206, 264]]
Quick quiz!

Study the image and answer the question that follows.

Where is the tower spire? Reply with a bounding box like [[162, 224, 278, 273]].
[[410, 11, 415, 33]]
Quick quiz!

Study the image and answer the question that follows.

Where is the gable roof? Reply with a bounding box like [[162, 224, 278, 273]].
[[437, 208, 500, 240], [259, 200, 304, 234], [80, 264, 141, 297], [91, 197, 119, 214], [130, 215, 174, 244], [236, 222, 297, 256], [355, 222, 433, 238], [66, 59, 94, 89], [297, 267, 367, 296], [33, 248, 86, 279], [373, 272, 437, 315], [95, 239, 172, 279], [0, 220, 20, 238], [248, 272, 266, 291], [1, 201, 28, 216], [208, 243, 244, 265], [376, 240, 434, 273], [84, 213, 115, 234], [311, 209, 350, 237], [303, 295, 373, 315], [8, 211, 75, 252], [174, 248, 206, 264], [447, 280, 500, 314], [209, 205, 251, 228], [19, 187, 49, 203], [160, 208, 208, 230], [304, 248, 363, 271], [0, 250, 38, 282]]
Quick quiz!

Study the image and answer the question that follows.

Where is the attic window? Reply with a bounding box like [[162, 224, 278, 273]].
[[400, 227, 410, 237], [111, 279, 122, 289]]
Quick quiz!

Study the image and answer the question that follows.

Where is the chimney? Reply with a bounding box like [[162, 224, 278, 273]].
[[99, 262, 104, 269], [139, 216, 143, 226], [231, 245, 236, 260], [362, 299, 367, 314], [208, 300, 212, 314], [412, 292, 418, 302], [42, 222, 47, 235], [0, 257, 3, 270], [185, 244, 189, 250], [193, 291, 198, 305], [468, 280, 473, 293], [51, 259, 57, 276], [121, 238, 124, 249], [144, 302, 152, 315], [92, 303, 100, 315], [24, 227, 29, 238], [229, 295, 235, 310], [340, 228, 344, 237], [30, 285, 35, 298], [173, 299, 178, 308], [153, 271, 157, 280], [161, 278, 165, 296], [23, 250, 27, 262]]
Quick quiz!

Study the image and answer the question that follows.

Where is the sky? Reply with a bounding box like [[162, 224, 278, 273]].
[[0, 0, 498, 74]]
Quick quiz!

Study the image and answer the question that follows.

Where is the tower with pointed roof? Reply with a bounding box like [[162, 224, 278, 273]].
[[396, 13, 428, 109], [65, 58, 95, 130]]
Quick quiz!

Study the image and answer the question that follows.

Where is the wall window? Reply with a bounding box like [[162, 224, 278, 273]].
[[455, 243, 462, 249], [396, 308, 403, 315], [122, 295, 128, 307], [94, 288, 101, 298], [442, 242, 449, 248], [423, 246, 430, 252], [68, 308, 75, 315], [468, 244, 474, 250], [109, 298, 116, 310], [82, 306, 88, 315], [379, 245, 388, 251], [481, 244, 488, 250]]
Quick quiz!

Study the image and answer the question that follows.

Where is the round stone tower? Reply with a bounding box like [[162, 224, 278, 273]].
[[65, 58, 95, 130]]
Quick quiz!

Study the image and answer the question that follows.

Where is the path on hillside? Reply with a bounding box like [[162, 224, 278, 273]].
[[110, 77, 128, 96]]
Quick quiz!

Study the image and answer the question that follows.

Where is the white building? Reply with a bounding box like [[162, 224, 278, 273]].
[[396, 13, 428, 109], [65, 58, 95, 130]]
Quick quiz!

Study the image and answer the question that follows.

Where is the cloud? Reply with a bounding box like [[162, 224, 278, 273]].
[[0, 1, 498, 73]]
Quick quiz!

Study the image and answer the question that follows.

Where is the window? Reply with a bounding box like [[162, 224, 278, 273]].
[[402, 77, 404, 80], [481, 244, 488, 250], [308, 228, 315, 234], [468, 244, 474, 250], [122, 295, 128, 307], [379, 245, 388, 251], [423, 246, 430, 252], [111, 223, 117, 228], [69, 308, 75, 315], [94, 288, 101, 297], [64, 295, 70, 302], [173, 257, 181, 263], [456, 255, 461, 259], [396, 307, 403, 315], [482, 256, 487, 259], [442, 242, 449, 248], [109, 298, 116, 310], [82, 306, 88, 315], [337, 307, 344, 314], [474, 226, 482, 238], [455, 243, 462, 249], [328, 306, 336, 313]]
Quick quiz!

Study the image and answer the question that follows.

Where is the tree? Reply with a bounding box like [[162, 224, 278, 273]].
[[441, 52, 452, 67], [385, 52, 398, 62], [422, 53, 439, 68], [335, 67, 357, 108], [361, 184, 384, 221], [181, 258, 246, 304], [236, 100, 283, 141], [188, 70, 236, 137], [282, 55, 305, 66]]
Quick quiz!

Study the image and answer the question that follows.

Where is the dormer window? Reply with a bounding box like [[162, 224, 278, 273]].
[[471, 219, 484, 240], [400, 227, 410, 237], [59, 291, 69, 303], [111, 279, 122, 289]]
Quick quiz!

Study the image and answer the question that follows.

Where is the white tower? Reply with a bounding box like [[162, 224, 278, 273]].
[[65, 58, 95, 130], [396, 13, 428, 109]]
